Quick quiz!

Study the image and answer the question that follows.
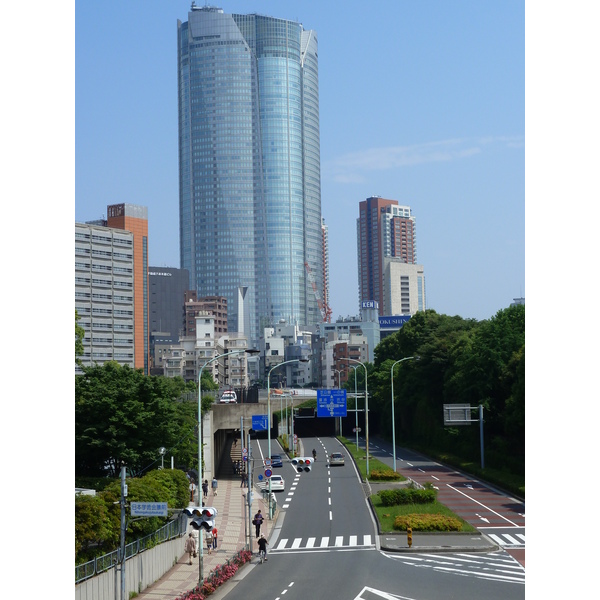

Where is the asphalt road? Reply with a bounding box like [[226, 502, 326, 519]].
[[226, 435, 525, 600]]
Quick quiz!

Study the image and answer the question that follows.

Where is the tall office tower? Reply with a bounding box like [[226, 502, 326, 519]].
[[177, 5, 323, 345], [357, 196, 417, 311], [106, 203, 149, 373], [149, 267, 190, 370]]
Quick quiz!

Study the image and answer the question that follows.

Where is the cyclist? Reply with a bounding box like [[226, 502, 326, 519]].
[[312, 448, 317, 461], [257, 534, 268, 561]]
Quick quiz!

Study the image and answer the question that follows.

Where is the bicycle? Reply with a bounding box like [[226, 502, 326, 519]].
[[258, 549, 267, 563]]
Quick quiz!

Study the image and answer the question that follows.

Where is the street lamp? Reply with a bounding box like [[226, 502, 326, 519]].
[[158, 446, 166, 470], [197, 346, 258, 585], [267, 358, 309, 517], [333, 368, 341, 388], [390, 356, 420, 472], [347, 364, 359, 451], [342, 358, 370, 476]]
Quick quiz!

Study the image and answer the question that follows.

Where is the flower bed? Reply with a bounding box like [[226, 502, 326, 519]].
[[177, 549, 252, 599]]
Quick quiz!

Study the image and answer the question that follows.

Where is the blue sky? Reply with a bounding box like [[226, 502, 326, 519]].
[[74, 0, 524, 322]]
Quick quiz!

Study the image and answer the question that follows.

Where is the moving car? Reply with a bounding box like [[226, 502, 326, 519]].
[[259, 475, 285, 491], [270, 454, 283, 467], [329, 452, 345, 466], [219, 390, 237, 404], [268, 475, 285, 491]]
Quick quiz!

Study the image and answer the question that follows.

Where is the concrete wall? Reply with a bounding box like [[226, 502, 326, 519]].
[[75, 535, 185, 600]]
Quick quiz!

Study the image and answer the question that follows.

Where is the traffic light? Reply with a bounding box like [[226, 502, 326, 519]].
[[183, 506, 218, 531], [291, 457, 312, 472]]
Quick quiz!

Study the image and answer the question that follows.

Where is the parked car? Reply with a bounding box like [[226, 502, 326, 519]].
[[329, 452, 345, 466], [271, 454, 283, 467], [219, 390, 237, 404]]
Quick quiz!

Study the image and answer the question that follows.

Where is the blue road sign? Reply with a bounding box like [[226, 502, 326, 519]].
[[317, 389, 347, 417], [252, 414, 268, 431], [264, 469, 272, 478]]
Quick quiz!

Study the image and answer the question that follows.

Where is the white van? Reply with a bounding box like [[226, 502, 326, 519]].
[[219, 390, 237, 404]]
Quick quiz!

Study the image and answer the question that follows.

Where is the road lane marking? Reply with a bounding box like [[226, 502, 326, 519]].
[[446, 483, 520, 526]]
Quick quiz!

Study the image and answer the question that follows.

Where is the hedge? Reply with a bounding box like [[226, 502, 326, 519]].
[[393, 514, 463, 532], [378, 487, 437, 506]]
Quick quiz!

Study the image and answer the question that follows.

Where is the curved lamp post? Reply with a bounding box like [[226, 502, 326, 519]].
[[197, 346, 258, 585], [347, 365, 359, 450], [390, 356, 420, 472], [267, 358, 309, 517], [342, 358, 369, 475]]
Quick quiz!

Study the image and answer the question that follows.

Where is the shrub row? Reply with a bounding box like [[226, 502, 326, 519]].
[[393, 514, 463, 532], [177, 549, 252, 599], [369, 469, 403, 481], [378, 486, 437, 506]]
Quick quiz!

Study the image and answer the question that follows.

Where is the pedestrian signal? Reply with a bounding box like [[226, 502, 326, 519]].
[[291, 457, 312, 472], [184, 506, 218, 531]]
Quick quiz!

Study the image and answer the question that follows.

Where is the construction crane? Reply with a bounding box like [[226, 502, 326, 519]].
[[304, 262, 332, 323]]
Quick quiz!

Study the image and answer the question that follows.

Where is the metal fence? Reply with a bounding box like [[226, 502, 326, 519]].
[[75, 514, 186, 583]]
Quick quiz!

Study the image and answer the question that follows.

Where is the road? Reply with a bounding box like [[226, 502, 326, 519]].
[[223, 435, 525, 600], [366, 436, 525, 566]]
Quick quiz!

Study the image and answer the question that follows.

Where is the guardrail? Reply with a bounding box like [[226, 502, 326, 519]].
[[75, 513, 186, 583]]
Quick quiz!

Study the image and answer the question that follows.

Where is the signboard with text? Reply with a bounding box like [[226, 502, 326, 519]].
[[317, 389, 347, 417], [252, 414, 268, 431], [130, 502, 168, 517]]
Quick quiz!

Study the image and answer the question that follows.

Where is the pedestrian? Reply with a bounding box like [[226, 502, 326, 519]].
[[189, 480, 196, 502], [184, 533, 196, 565], [240, 471, 247, 488], [257, 534, 268, 560], [253, 509, 264, 538], [211, 526, 218, 550], [233, 436, 238, 447], [205, 529, 213, 554], [202, 479, 208, 498], [190, 527, 199, 558], [212, 476, 218, 497]]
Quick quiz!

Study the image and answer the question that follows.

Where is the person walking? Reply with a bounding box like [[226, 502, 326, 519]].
[[202, 479, 209, 499], [212, 476, 218, 497], [190, 527, 199, 558], [211, 526, 218, 551], [189, 480, 197, 502], [184, 533, 196, 565], [253, 509, 264, 538], [240, 471, 247, 488], [257, 534, 268, 561], [205, 529, 213, 554]]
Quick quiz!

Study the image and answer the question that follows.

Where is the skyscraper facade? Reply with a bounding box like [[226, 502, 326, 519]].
[[177, 5, 323, 344], [357, 196, 417, 312]]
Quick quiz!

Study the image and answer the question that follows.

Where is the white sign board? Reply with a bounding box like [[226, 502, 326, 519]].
[[130, 502, 168, 517]]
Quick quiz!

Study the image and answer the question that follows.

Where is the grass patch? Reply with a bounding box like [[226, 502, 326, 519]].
[[337, 436, 407, 482], [371, 492, 476, 533]]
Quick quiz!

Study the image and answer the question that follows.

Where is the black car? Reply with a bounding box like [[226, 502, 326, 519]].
[[271, 454, 283, 467]]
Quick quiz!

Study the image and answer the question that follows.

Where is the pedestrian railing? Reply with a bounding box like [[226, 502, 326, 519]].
[[75, 514, 186, 583]]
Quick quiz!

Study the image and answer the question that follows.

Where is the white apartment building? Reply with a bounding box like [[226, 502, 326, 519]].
[[75, 222, 135, 373], [383, 259, 426, 316]]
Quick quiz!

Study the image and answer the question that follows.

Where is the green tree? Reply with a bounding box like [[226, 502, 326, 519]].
[[75, 310, 85, 364], [75, 362, 202, 476]]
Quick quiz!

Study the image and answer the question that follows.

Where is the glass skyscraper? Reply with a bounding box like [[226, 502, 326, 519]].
[[177, 5, 323, 344]]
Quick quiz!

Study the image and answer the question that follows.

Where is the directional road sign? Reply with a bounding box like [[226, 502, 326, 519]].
[[252, 414, 268, 431], [317, 389, 347, 417]]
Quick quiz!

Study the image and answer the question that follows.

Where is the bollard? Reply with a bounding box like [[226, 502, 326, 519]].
[[407, 525, 413, 548]]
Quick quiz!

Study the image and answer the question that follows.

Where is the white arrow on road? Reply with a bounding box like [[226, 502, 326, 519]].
[[475, 513, 490, 523]]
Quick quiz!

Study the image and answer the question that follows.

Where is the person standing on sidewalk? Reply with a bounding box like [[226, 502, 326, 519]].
[[202, 479, 209, 499], [190, 527, 199, 558], [205, 529, 213, 554], [253, 509, 264, 538], [184, 533, 196, 565], [212, 476, 218, 496], [211, 526, 218, 550]]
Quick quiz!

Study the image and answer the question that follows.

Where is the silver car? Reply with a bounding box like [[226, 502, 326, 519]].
[[329, 452, 345, 466]]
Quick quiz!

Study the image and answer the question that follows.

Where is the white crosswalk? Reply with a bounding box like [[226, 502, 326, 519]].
[[488, 532, 525, 547], [271, 534, 374, 552]]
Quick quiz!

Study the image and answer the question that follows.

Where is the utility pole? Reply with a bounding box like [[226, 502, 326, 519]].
[[120, 463, 127, 600]]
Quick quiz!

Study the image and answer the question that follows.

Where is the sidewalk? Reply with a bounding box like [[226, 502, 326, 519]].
[[136, 474, 269, 600]]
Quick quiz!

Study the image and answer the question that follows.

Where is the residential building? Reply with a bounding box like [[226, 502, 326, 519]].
[[184, 292, 228, 337], [382, 259, 426, 316], [106, 203, 149, 373], [177, 5, 323, 343], [357, 196, 417, 313], [75, 222, 135, 372]]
